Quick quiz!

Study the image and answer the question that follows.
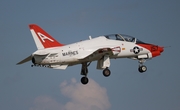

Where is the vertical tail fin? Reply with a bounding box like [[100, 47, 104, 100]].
[[29, 24, 64, 49]]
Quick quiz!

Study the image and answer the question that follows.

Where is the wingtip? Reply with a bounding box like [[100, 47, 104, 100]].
[[16, 62, 20, 65]]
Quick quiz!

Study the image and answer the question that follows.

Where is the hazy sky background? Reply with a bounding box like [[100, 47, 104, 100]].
[[0, 0, 180, 110]]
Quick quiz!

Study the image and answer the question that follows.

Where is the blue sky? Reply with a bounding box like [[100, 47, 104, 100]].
[[0, 0, 180, 110]]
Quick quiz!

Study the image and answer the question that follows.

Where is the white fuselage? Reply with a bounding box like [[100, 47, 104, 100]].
[[17, 24, 164, 84], [32, 36, 151, 66]]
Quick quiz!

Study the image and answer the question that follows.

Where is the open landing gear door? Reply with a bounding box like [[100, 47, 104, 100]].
[[97, 55, 110, 70]]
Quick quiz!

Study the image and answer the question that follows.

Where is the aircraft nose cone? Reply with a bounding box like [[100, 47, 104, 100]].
[[158, 46, 164, 53]]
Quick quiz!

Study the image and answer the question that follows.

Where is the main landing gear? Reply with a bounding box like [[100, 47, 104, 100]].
[[80, 62, 111, 85], [138, 59, 147, 73], [80, 62, 90, 85], [103, 68, 111, 77]]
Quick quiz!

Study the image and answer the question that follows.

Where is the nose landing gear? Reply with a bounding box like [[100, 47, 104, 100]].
[[138, 59, 147, 73], [138, 65, 147, 73]]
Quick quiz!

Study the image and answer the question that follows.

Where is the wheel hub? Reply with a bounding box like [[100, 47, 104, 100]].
[[103, 68, 111, 77]]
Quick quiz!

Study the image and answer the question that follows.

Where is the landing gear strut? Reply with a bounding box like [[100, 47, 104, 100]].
[[138, 59, 147, 73], [80, 62, 91, 85]]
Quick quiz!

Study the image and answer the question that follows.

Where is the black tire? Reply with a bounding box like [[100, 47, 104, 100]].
[[138, 65, 147, 73], [103, 68, 111, 77], [138, 67, 143, 73], [81, 77, 89, 85]]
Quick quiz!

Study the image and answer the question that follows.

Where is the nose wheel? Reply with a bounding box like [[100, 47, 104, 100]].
[[138, 65, 147, 73], [138, 59, 147, 73]]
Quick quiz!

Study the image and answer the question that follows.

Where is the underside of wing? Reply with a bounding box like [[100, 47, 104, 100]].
[[50, 64, 68, 70]]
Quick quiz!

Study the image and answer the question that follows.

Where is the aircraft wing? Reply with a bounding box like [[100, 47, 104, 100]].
[[78, 46, 121, 60], [50, 64, 68, 70]]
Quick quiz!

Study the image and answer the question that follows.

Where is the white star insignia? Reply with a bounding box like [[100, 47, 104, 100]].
[[134, 48, 139, 53]]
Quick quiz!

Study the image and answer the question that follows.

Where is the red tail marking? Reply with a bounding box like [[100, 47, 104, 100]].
[[29, 24, 64, 48]]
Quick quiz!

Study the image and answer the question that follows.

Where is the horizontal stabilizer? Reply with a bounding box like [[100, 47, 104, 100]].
[[17, 55, 32, 65]]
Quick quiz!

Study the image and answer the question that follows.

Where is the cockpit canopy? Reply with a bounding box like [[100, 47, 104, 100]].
[[105, 34, 145, 44]]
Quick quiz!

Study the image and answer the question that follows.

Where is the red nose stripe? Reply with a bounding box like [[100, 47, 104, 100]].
[[137, 44, 152, 51], [137, 44, 164, 57], [158, 46, 164, 53], [151, 51, 161, 57]]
